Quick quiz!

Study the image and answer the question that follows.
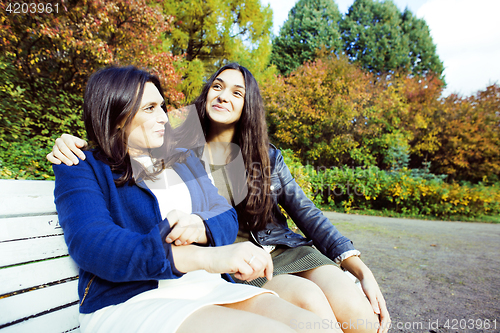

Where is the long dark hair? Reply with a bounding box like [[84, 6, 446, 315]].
[[83, 66, 177, 186], [194, 63, 274, 231]]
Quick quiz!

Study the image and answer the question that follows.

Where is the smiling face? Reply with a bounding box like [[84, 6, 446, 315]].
[[206, 69, 246, 127], [126, 82, 168, 156]]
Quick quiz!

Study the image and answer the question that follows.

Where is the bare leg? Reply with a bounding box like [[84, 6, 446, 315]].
[[177, 304, 295, 333], [262, 273, 337, 322], [295, 266, 379, 333], [222, 293, 342, 332]]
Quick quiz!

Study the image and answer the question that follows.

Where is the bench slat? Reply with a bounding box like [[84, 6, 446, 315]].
[[0, 304, 80, 333], [0, 256, 79, 295], [0, 235, 69, 267], [0, 180, 56, 217], [0, 280, 79, 326], [0, 215, 61, 242]]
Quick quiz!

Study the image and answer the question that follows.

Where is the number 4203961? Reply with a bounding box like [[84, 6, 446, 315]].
[[6, 2, 59, 14]]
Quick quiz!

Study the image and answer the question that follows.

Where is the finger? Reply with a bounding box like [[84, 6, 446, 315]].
[[175, 227, 198, 246], [233, 261, 254, 280], [62, 134, 87, 160], [164, 210, 181, 243], [166, 224, 184, 244], [378, 314, 390, 333], [362, 285, 380, 315], [51, 141, 74, 166], [46, 152, 62, 165], [264, 255, 274, 281], [377, 298, 390, 333], [370, 295, 381, 315], [167, 214, 196, 244], [54, 137, 80, 165], [245, 257, 265, 281]]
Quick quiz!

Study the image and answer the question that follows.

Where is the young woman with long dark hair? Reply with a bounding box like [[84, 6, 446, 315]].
[[48, 63, 390, 333]]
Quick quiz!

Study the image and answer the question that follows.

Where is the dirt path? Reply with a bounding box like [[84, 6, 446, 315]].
[[324, 212, 500, 333]]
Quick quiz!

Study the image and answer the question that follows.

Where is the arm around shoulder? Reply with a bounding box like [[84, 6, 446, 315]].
[[53, 152, 184, 282]]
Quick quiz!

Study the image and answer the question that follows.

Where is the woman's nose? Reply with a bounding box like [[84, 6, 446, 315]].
[[157, 109, 169, 124], [218, 89, 229, 102]]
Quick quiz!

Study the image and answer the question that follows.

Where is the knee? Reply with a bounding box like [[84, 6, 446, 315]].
[[289, 279, 330, 314], [336, 297, 379, 333]]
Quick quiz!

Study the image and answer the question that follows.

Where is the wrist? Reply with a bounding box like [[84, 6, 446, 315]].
[[191, 214, 208, 245], [171, 245, 210, 273], [341, 256, 373, 280]]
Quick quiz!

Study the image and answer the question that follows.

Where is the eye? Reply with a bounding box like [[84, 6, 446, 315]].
[[144, 104, 155, 112], [234, 90, 244, 97], [212, 83, 222, 90]]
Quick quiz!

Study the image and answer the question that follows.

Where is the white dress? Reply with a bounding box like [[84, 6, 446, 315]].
[[79, 158, 273, 333]]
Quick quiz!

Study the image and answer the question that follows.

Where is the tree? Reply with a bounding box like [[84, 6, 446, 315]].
[[340, 0, 443, 76], [270, 0, 343, 75], [263, 55, 411, 168], [1, 0, 183, 103], [0, 0, 184, 179], [431, 85, 500, 182], [161, 0, 273, 101]]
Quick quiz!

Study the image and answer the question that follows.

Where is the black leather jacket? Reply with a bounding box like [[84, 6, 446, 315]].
[[253, 145, 356, 262], [195, 144, 357, 262]]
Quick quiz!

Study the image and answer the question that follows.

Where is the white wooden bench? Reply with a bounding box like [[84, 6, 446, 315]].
[[0, 179, 362, 333], [0, 179, 80, 333]]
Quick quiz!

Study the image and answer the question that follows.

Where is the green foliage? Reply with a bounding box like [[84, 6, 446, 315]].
[[340, 0, 443, 76], [161, 0, 273, 102], [0, 138, 56, 180], [0, 58, 84, 179], [283, 152, 499, 220], [270, 0, 342, 75]]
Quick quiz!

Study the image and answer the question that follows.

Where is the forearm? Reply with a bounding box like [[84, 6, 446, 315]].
[[171, 244, 209, 273], [171, 242, 274, 282], [340, 255, 374, 280]]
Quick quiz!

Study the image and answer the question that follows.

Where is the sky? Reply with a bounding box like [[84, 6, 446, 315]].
[[260, 0, 500, 97]]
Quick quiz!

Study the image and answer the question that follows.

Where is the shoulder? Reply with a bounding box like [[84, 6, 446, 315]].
[[268, 143, 284, 170], [173, 148, 206, 178], [52, 150, 112, 182]]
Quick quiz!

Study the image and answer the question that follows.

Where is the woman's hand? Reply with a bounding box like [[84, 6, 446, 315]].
[[171, 242, 273, 282], [359, 274, 390, 333], [341, 256, 391, 333], [46, 134, 87, 166], [166, 210, 208, 245], [203, 242, 273, 282]]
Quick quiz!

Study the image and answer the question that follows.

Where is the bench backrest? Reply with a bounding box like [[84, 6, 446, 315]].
[[0, 180, 80, 333]]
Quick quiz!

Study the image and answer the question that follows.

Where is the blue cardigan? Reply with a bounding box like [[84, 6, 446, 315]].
[[53, 150, 238, 314]]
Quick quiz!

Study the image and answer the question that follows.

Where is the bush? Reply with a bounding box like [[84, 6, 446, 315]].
[[0, 58, 85, 180], [0, 137, 56, 180], [282, 148, 500, 220]]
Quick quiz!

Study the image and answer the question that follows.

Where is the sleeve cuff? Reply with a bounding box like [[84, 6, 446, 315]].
[[158, 219, 184, 277], [334, 249, 361, 265], [191, 213, 215, 247]]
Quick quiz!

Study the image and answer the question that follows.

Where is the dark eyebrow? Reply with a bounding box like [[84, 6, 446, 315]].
[[214, 77, 246, 90]]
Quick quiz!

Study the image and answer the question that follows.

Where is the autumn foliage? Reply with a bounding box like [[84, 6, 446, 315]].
[[263, 55, 500, 184], [0, 0, 184, 179], [0, 0, 183, 103]]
